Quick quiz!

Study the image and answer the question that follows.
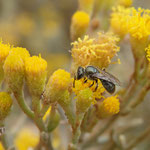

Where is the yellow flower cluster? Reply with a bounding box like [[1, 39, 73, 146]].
[[111, 6, 150, 40], [97, 95, 120, 118], [71, 32, 120, 70]]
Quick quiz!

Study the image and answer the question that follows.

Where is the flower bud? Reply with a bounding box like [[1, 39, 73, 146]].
[[10, 47, 30, 61], [25, 55, 47, 96], [0, 92, 12, 121], [76, 88, 93, 114], [70, 11, 90, 41], [0, 41, 11, 83], [4, 54, 24, 92], [97, 95, 120, 118], [44, 69, 72, 105]]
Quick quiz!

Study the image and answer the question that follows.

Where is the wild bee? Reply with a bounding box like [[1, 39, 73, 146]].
[[73, 66, 121, 94]]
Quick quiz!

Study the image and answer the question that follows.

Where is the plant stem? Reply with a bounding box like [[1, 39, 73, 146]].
[[14, 91, 34, 119]]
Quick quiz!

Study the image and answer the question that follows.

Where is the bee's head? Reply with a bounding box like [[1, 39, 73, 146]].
[[77, 66, 85, 80]]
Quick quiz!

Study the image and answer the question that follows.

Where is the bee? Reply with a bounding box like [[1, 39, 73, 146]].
[[73, 66, 121, 94]]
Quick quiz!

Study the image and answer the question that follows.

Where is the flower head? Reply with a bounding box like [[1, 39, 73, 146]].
[[76, 88, 93, 113], [0, 92, 12, 121], [97, 95, 120, 118], [71, 11, 90, 40], [10, 47, 30, 61], [14, 128, 39, 150], [111, 6, 130, 37], [71, 32, 120, 70], [73, 78, 105, 103], [0, 41, 11, 64], [111, 6, 150, 40], [25, 55, 47, 96], [4, 54, 24, 92], [44, 69, 72, 104]]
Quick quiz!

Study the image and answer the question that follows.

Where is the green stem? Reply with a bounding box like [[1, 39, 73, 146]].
[[126, 126, 150, 150], [68, 112, 85, 150], [14, 91, 34, 119]]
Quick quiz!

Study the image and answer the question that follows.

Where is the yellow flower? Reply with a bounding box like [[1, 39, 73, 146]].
[[110, 6, 130, 37], [44, 69, 72, 104], [111, 6, 150, 40], [97, 95, 120, 118], [10, 47, 30, 61], [0, 142, 4, 150], [70, 11, 90, 40], [0, 41, 11, 64], [145, 44, 150, 62], [3, 54, 24, 92], [128, 8, 150, 40], [0, 92, 12, 121], [73, 78, 105, 103], [25, 55, 47, 96], [71, 32, 120, 70], [76, 88, 93, 113], [0, 41, 11, 83], [15, 128, 39, 150]]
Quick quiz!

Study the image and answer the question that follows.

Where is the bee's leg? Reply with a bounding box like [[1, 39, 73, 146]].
[[84, 77, 88, 83], [94, 79, 98, 92], [73, 75, 76, 88], [89, 80, 95, 87]]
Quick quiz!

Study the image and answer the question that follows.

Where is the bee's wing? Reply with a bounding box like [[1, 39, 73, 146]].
[[93, 72, 121, 86]]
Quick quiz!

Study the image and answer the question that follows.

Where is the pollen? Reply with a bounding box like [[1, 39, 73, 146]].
[[71, 32, 120, 70], [10, 47, 30, 61]]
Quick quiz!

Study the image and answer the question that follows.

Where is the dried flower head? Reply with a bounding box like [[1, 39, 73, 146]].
[[71, 32, 120, 70], [0, 92, 12, 121]]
